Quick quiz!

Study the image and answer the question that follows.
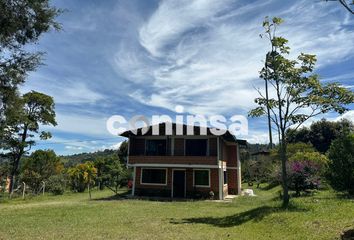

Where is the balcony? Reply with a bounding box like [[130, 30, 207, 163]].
[[128, 155, 218, 165]]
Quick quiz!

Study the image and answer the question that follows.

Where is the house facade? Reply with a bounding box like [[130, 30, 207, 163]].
[[120, 123, 246, 200]]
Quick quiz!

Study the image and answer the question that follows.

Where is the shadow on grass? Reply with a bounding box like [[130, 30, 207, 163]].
[[259, 183, 280, 191], [170, 204, 308, 228], [94, 191, 196, 202], [93, 190, 131, 201]]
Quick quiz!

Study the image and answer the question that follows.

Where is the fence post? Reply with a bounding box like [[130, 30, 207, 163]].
[[42, 181, 45, 196], [22, 182, 26, 199]]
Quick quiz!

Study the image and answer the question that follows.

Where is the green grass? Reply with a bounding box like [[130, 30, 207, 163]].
[[0, 186, 353, 240]]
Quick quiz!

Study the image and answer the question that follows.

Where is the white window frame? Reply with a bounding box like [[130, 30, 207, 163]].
[[140, 168, 168, 186], [193, 169, 210, 188]]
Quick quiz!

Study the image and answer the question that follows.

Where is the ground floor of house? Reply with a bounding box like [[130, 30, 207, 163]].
[[130, 166, 241, 200]]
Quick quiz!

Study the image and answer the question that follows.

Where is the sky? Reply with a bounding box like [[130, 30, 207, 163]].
[[21, 0, 354, 155]]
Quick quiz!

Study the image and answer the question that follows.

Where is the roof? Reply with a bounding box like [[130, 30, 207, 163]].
[[119, 122, 247, 145]]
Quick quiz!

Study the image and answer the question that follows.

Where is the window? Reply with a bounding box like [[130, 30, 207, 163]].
[[223, 170, 227, 185], [141, 169, 167, 185], [146, 139, 166, 156], [185, 139, 207, 156], [194, 170, 210, 187]]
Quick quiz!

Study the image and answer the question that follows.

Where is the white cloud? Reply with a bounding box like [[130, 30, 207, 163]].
[[43, 112, 112, 137], [335, 110, 354, 122], [22, 74, 105, 105], [65, 145, 83, 150], [114, 0, 354, 116]]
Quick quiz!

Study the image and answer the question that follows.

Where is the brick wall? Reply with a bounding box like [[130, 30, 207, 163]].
[[134, 167, 221, 199], [227, 145, 237, 167]]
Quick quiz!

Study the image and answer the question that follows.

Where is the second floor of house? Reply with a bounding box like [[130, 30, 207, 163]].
[[121, 123, 246, 166]]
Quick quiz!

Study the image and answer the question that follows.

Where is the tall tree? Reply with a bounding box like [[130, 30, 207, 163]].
[[287, 119, 353, 153], [0, 0, 61, 136], [2, 91, 56, 194], [249, 17, 354, 207]]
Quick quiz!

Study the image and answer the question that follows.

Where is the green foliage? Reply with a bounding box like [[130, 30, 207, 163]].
[[289, 151, 328, 173], [117, 141, 128, 164], [327, 134, 354, 195], [287, 119, 353, 153], [68, 162, 97, 193], [243, 153, 277, 187], [0, 0, 61, 135], [20, 150, 63, 194], [94, 154, 130, 194], [61, 149, 117, 167], [270, 142, 315, 160], [46, 175, 66, 195]]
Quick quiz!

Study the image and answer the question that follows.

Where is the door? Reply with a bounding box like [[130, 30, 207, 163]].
[[173, 170, 185, 198]]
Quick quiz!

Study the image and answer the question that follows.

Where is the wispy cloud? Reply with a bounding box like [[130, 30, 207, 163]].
[[115, 0, 354, 117]]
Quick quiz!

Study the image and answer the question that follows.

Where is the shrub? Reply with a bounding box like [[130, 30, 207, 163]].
[[20, 150, 63, 194], [67, 162, 97, 193], [327, 134, 354, 195], [47, 175, 66, 195], [288, 160, 321, 195]]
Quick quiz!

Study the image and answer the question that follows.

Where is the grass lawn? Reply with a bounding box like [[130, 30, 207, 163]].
[[0, 185, 353, 240]]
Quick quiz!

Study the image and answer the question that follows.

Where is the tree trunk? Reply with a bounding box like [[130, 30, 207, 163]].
[[280, 137, 289, 207], [88, 183, 91, 200], [9, 126, 27, 197], [264, 71, 273, 149], [9, 156, 21, 197]]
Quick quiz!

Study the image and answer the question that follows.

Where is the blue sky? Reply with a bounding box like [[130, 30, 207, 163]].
[[22, 0, 354, 155]]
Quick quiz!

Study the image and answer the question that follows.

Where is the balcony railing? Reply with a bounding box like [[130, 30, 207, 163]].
[[128, 155, 218, 165]]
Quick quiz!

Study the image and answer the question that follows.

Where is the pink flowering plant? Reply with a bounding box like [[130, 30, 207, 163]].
[[288, 160, 321, 196]]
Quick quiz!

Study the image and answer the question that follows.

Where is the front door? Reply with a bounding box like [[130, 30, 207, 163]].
[[173, 170, 185, 198]]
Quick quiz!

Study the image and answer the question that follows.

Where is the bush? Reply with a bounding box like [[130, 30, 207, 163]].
[[289, 151, 328, 175], [67, 162, 97, 193], [327, 134, 354, 195], [288, 160, 321, 195], [20, 150, 64, 194], [47, 175, 66, 195]]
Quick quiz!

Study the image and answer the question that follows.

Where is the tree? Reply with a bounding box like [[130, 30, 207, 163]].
[[327, 134, 354, 195], [287, 119, 353, 153], [83, 162, 97, 200], [20, 149, 63, 193], [244, 155, 275, 188], [249, 17, 354, 207], [0, 0, 61, 135], [118, 141, 128, 165], [94, 155, 129, 194], [68, 162, 97, 199], [2, 91, 57, 195]]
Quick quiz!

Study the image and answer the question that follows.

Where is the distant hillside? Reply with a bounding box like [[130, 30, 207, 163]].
[[60, 149, 117, 167]]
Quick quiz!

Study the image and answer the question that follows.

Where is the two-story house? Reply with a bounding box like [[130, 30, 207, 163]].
[[120, 123, 246, 200]]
